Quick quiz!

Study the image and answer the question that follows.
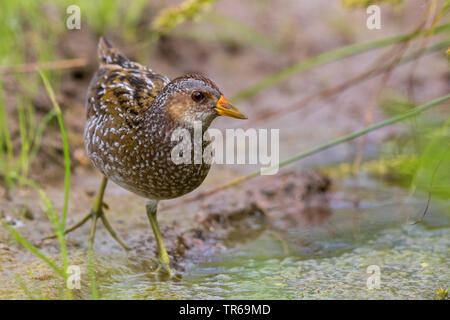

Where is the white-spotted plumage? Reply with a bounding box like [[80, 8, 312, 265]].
[[85, 38, 222, 200]]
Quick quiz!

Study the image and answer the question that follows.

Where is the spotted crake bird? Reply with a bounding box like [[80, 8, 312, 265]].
[[50, 37, 247, 275]]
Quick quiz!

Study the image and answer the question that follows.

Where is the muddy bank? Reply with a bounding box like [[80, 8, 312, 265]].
[[0, 168, 330, 299], [183, 170, 331, 259]]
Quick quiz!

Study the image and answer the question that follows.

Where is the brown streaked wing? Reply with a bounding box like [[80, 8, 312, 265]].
[[87, 66, 170, 124]]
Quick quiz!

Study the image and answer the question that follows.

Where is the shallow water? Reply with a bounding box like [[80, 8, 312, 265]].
[[97, 176, 450, 300]]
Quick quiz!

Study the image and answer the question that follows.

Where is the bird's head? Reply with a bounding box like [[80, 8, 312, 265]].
[[159, 73, 247, 128]]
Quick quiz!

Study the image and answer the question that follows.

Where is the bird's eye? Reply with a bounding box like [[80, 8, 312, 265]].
[[191, 91, 205, 103]]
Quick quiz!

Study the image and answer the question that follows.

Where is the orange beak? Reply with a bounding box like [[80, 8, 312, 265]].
[[215, 96, 247, 119]]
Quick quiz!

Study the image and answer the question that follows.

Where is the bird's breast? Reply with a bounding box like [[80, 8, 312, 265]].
[[85, 116, 211, 200]]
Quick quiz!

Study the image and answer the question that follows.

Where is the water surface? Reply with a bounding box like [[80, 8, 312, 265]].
[[98, 176, 450, 299]]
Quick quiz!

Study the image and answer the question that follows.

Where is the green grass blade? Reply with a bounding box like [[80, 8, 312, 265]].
[[263, 94, 450, 174], [1, 220, 64, 278], [88, 247, 98, 300], [39, 71, 72, 299], [17, 102, 30, 179], [231, 23, 450, 103], [0, 75, 14, 187], [28, 110, 56, 165], [39, 71, 70, 232]]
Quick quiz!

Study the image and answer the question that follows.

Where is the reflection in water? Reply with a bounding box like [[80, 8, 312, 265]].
[[298, 207, 333, 227]]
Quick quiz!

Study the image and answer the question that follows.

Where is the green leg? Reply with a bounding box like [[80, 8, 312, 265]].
[[100, 213, 130, 250], [42, 176, 130, 251], [146, 200, 171, 274], [88, 211, 98, 250]]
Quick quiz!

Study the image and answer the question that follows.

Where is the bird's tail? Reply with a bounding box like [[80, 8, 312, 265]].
[[97, 37, 137, 69]]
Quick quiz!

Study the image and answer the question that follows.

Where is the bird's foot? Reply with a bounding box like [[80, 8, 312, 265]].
[[42, 205, 130, 251], [150, 261, 182, 281]]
